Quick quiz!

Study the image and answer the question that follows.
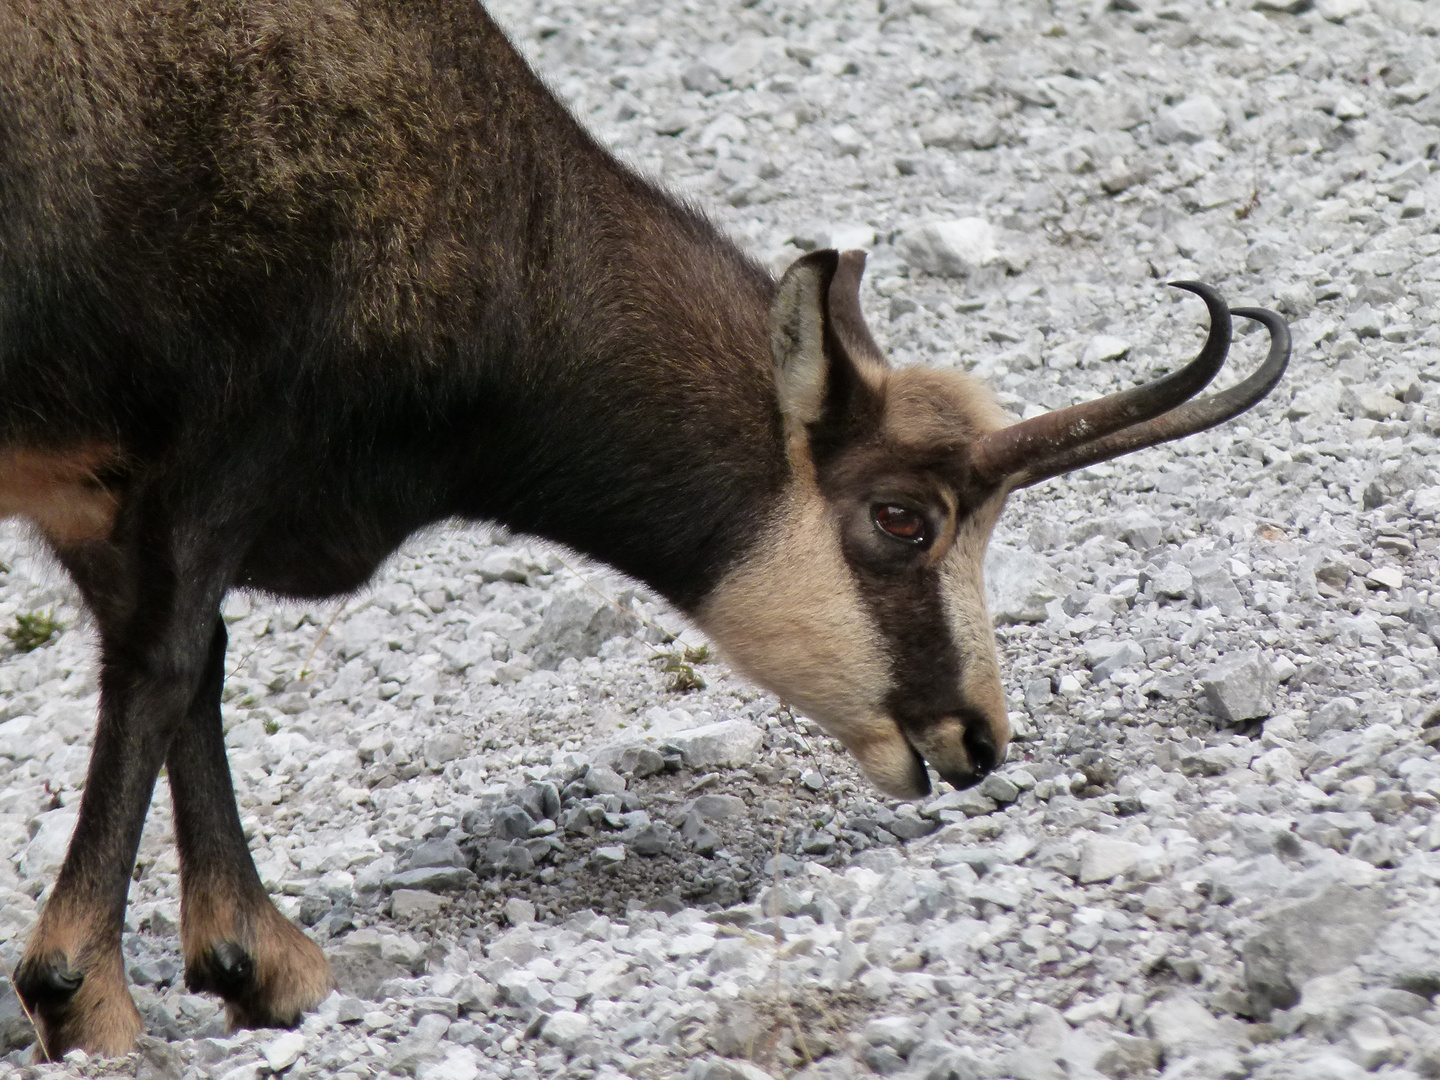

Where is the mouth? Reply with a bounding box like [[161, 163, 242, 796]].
[[842, 729, 932, 799], [844, 712, 1005, 801], [904, 712, 1005, 795]]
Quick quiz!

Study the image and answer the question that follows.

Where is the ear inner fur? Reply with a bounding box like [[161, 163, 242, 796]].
[[768, 249, 887, 476], [769, 251, 840, 431]]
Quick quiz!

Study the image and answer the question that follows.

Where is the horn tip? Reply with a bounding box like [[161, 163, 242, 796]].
[[1166, 280, 1228, 309]]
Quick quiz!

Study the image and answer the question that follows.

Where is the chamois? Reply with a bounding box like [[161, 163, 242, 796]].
[[0, 0, 1289, 1058]]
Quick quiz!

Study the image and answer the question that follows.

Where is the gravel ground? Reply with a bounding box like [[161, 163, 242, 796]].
[[4, 1, 1440, 1078]]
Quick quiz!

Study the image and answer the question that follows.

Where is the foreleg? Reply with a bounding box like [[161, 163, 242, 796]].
[[168, 617, 334, 1028]]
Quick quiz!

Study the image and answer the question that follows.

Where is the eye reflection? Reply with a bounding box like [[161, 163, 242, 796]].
[[873, 504, 928, 545]]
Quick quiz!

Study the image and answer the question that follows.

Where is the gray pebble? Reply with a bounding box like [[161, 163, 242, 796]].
[[1200, 651, 1277, 722]]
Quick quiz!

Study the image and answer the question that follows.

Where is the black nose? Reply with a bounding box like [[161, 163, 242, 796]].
[[963, 719, 998, 776], [929, 718, 999, 791]]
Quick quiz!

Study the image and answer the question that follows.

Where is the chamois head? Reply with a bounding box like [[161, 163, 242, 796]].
[[700, 249, 1290, 799]]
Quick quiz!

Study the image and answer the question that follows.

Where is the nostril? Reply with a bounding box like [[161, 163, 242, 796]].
[[905, 712, 1002, 791], [963, 721, 998, 777]]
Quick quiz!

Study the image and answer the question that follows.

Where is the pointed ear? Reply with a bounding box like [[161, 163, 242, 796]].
[[828, 249, 888, 366], [769, 250, 884, 447], [769, 250, 840, 428]]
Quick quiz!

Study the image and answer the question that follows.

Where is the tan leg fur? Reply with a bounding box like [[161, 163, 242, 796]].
[[17, 904, 142, 1060], [180, 884, 335, 1029]]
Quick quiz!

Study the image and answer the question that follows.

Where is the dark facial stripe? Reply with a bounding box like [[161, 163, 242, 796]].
[[842, 546, 965, 746]]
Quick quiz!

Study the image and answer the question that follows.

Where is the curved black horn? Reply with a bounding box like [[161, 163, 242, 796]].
[[1007, 305, 1292, 489], [969, 282, 1232, 484]]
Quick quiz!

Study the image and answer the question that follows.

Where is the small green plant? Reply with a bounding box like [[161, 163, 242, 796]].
[[682, 644, 710, 664], [6, 609, 63, 653], [263, 718, 281, 736], [658, 652, 706, 693]]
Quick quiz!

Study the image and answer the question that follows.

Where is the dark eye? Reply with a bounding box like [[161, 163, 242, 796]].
[[873, 504, 929, 546]]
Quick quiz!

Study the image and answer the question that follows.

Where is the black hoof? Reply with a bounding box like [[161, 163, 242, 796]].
[[15, 955, 84, 1007], [188, 941, 255, 998]]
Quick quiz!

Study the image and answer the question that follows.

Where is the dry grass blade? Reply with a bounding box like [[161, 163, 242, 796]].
[[0, 949, 49, 1063], [298, 602, 346, 681], [550, 551, 682, 651]]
